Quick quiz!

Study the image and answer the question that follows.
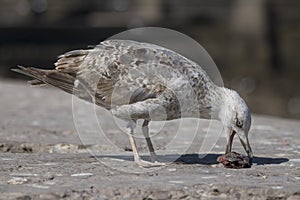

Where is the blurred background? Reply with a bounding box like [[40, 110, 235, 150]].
[[0, 0, 300, 119]]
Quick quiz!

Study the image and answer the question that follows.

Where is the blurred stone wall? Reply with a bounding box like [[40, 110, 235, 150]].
[[0, 0, 299, 119]]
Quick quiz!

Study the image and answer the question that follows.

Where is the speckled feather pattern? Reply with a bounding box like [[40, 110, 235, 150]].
[[13, 39, 253, 163], [16, 40, 246, 122], [57, 40, 224, 120]]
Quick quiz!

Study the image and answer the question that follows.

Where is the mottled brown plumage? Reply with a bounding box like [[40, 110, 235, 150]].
[[13, 39, 253, 168]]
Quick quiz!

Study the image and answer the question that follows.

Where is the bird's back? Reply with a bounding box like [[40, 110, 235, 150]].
[[15, 40, 215, 113]]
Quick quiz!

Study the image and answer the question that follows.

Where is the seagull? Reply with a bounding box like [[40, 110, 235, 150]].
[[13, 39, 253, 168]]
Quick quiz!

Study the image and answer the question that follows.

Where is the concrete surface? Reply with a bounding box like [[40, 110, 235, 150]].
[[0, 80, 299, 199]]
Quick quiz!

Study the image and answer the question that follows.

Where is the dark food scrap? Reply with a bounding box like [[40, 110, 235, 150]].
[[217, 151, 251, 169]]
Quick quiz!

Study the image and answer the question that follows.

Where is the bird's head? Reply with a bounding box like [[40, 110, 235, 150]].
[[218, 89, 253, 163]]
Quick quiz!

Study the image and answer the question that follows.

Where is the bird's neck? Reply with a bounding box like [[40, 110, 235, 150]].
[[202, 86, 230, 121]]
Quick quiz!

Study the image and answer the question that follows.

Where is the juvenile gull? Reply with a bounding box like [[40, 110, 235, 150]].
[[13, 40, 253, 167]]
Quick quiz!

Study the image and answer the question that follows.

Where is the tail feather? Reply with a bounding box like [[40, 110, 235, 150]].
[[12, 65, 111, 109], [12, 49, 90, 89], [28, 79, 47, 87], [12, 66, 76, 94]]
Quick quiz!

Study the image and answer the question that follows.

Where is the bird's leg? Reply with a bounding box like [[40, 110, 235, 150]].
[[142, 120, 157, 162], [126, 120, 165, 168], [126, 120, 139, 161]]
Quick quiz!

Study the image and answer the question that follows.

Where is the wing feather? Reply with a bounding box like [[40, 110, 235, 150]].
[[13, 40, 212, 113]]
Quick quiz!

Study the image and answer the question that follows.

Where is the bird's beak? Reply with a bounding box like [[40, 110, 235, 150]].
[[225, 128, 253, 164], [236, 130, 253, 164], [225, 128, 235, 154]]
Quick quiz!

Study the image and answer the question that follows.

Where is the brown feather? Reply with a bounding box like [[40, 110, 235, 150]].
[[55, 49, 91, 75], [12, 66, 76, 94]]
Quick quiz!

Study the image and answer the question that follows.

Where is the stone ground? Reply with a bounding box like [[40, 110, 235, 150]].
[[0, 80, 299, 200]]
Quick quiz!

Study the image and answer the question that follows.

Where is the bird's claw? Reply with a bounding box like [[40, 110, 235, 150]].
[[150, 152, 157, 163], [135, 159, 166, 168]]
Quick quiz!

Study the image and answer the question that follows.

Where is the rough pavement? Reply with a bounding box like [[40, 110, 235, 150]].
[[0, 80, 299, 199]]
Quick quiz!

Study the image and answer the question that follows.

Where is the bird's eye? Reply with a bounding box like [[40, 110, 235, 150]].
[[236, 120, 243, 128]]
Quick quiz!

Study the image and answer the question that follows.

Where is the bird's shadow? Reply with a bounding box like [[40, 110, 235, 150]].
[[95, 153, 289, 165]]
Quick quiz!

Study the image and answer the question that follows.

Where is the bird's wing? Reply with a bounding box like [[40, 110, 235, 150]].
[[72, 40, 179, 108], [55, 49, 92, 75], [98, 39, 213, 96], [14, 40, 212, 112]]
